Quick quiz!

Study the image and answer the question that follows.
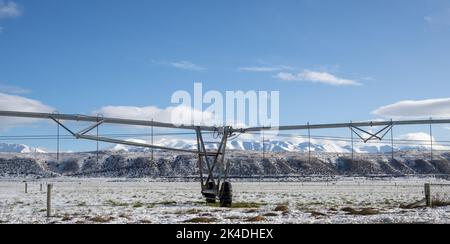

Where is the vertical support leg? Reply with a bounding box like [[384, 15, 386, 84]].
[[151, 118, 154, 162], [262, 129, 265, 162], [198, 128, 213, 186], [96, 120, 99, 163], [391, 119, 395, 161], [195, 127, 204, 188], [429, 119, 433, 164], [308, 122, 311, 164], [196, 127, 215, 203], [350, 122, 354, 163], [56, 121, 60, 163], [216, 129, 229, 194], [390, 122, 395, 161], [96, 114, 103, 164]]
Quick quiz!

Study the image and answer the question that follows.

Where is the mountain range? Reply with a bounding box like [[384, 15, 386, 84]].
[[0, 143, 46, 154], [109, 138, 432, 154], [0, 138, 434, 154]]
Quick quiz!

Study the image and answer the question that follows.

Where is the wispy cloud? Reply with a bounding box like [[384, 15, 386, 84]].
[[0, 92, 55, 130], [0, 1, 21, 18], [425, 8, 450, 28], [238, 65, 293, 72], [170, 61, 206, 71], [274, 70, 361, 86], [372, 98, 450, 119], [0, 84, 31, 94], [0, 92, 53, 113]]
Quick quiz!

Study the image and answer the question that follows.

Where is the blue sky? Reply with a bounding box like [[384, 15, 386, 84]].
[[1, 0, 450, 151]]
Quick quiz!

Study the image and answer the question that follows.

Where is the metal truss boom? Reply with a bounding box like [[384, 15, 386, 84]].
[[0, 110, 222, 155], [0, 111, 218, 132], [2, 110, 449, 135], [239, 119, 450, 133]]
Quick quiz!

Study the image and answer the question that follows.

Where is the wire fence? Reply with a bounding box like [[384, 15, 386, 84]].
[[429, 183, 450, 204]]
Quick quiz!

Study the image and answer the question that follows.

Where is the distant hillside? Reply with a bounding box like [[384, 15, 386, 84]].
[[0, 151, 449, 178]]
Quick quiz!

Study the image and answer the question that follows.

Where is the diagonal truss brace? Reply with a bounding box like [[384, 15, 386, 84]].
[[349, 123, 394, 143], [77, 119, 105, 136], [48, 117, 219, 156]]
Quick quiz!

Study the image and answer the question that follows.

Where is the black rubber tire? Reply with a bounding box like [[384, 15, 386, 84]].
[[219, 182, 233, 208], [205, 181, 217, 204]]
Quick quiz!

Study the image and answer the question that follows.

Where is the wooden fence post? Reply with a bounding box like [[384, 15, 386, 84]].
[[424, 183, 432, 207], [24, 182, 27, 193], [47, 184, 53, 217]]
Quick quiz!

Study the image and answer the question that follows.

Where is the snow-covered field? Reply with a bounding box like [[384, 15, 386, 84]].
[[0, 178, 449, 224]]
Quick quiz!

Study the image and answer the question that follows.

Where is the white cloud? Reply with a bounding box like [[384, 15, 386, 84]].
[[0, 92, 55, 129], [398, 132, 434, 142], [396, 132, 450, 150], [94, 105, 251, 128], [274, 70, 361, 86], [0, 1, 21, 18], [396, 132, 449, 150], [238, 65, 293, 72], [94, 105, 219, 126], [170, 61, 206, 71], [372, 98, 450, 119], [0, 84, 31, 94]]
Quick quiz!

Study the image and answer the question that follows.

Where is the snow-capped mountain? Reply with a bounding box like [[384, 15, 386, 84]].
[[0, 143, 46, 153], [108, 138, 435, 154]]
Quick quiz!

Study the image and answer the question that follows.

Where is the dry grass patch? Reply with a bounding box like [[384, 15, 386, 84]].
[[158, 200, 177, 205], [245, 209, 258, 213], [132, 201, 144, 208], [89, 216, 114, 223], [231, 202, 263, 208], [274, 204, 289, 212], [225, 216, 241, 220], [61, 214, 73, 221], [185, 209, 202, 214], [106, 199, 128, 207], [77, 202, 87, 207], [184, 217, 218, 223], [341, 207, 380, 216], [118, 213, 132, 220], [203, 201, 263, 209], [308, 211, 328, 218], [245, 215, 267, 222]]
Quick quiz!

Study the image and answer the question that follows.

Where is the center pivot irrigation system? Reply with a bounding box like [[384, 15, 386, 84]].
[[1, 110, 450, 207]]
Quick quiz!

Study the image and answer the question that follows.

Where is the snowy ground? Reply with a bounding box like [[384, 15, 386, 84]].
[[0, 178, 449, 224]]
